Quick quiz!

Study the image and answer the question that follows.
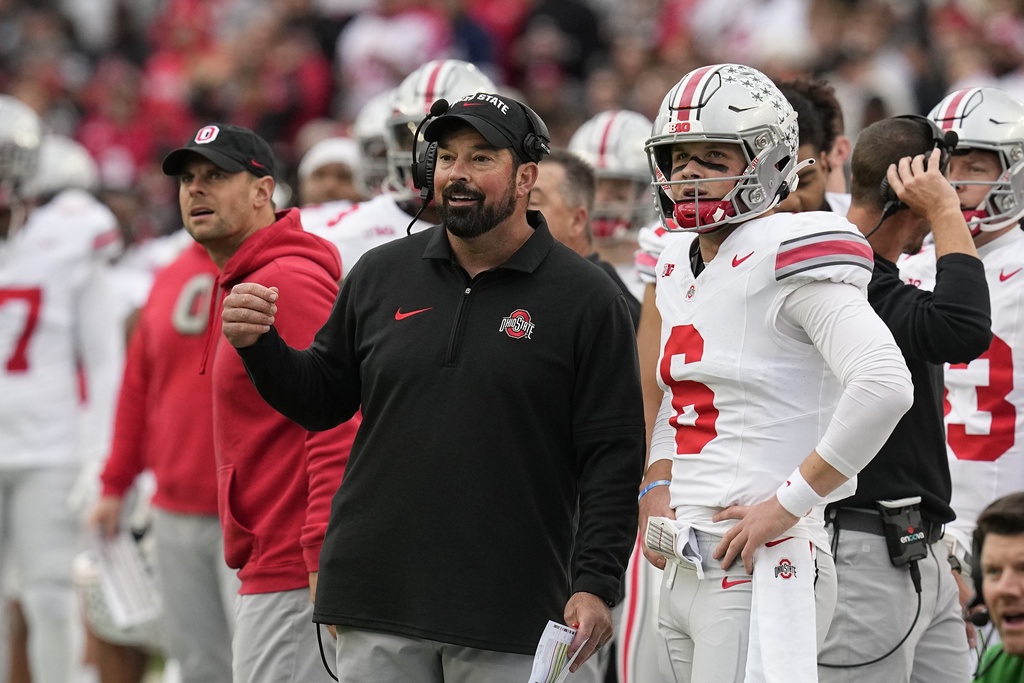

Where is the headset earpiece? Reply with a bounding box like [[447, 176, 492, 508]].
[[874, 114, 959, 220], [412, 142, 437, 201], [517, 102, 551, 163], [410, 98, 451, 202]]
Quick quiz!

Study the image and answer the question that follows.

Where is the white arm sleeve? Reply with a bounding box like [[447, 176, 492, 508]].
[[649, 390, 675, 465], [779, 280, 913, 477], [74, 262, 126, 463]]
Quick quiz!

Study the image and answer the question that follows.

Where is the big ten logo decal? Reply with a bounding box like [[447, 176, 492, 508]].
[[172, 274, 216, 335]]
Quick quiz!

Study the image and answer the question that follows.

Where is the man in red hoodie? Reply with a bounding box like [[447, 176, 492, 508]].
[[160, 123, 356, 683]]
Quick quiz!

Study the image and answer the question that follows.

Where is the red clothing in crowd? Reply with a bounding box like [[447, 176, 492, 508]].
[[210, 208, 357, 595], [101, 241, 219, 515]]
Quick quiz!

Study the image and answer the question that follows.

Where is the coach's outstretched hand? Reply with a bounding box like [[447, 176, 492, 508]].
[[222, 283, 279, 348]]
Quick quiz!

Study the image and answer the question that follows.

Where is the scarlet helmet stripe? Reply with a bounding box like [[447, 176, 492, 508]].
[[939, 88, 978, 130], [422, 62, 446, 110], [596, 111, 618, 169], [672, 65, 716, 123]]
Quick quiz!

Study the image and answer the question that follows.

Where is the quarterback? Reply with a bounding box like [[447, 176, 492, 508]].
[[637, 64, 913, 683]]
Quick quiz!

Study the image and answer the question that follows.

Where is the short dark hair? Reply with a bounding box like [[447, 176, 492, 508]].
[[543, 149, 595, 213], [540, 149, 596, 242], [975, 493, 1024, 558], [779, 77, 845, 153], [779, 86, 826, 154], [850, 118, 934, 210]]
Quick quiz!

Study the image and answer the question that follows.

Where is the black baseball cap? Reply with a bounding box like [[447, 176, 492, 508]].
[[162, 123, 277, 180], [423, 93, 550, 163]]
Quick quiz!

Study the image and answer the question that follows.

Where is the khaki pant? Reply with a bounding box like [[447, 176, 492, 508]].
[[333, 627, 534, 683]]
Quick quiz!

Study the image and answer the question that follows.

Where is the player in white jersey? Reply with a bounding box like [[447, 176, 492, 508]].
[[637, 64, 913, 683], [901, 87, 1024, 589], [305, 60, 495, 277], [0, 98, 124, 683]]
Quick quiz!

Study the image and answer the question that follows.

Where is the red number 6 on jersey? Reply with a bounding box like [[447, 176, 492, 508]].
[[659, 324, 719, 454]]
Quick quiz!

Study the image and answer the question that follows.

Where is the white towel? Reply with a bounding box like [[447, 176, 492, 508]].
[[745, 536, 818, 683]]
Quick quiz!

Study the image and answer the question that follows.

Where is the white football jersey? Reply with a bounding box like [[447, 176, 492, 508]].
[[635, 199, 853, 285], [654, 212, 874, 546], [634, 221, 671, 285], [900, 228, 1024, 545], [0, 190, 124, 467], [302, 194, 431, 278]]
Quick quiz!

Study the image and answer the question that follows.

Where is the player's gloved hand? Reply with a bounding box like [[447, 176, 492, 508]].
[[638, 460, 674, 569]]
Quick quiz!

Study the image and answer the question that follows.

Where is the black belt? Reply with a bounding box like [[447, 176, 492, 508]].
[[828, 507, 943, 544]]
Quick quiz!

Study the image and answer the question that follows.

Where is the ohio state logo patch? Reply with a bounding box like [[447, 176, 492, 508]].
[[195, 125, 220, 144], [774, 559, 797, 579], [499, 309, 535, 339]]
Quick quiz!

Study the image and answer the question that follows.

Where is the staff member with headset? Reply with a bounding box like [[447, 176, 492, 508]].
[[818, 116, 993, 682], [218, 93, 645, 682], [971, 492, 1024, 681]]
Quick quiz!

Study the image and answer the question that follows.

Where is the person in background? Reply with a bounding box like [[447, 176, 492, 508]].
[[971, 492, 1024, 682], [819, 115, 992, 683], [0, 96, 124, 683], [160, 122, 357, 683], [297, 136, 364, 206], [901, 85, 1024, 645], [530, 149, 640, 328], [90, 236, 238, 683]]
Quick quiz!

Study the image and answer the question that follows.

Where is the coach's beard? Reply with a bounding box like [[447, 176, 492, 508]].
[[439, 179, 516, 239]]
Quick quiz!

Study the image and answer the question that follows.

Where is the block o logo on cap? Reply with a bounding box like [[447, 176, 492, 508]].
[[195, 125, 220, 144]]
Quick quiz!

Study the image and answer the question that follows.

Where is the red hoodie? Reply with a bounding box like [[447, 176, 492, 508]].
[[101, 241, 219, 515], [211, 208, 357, 595]]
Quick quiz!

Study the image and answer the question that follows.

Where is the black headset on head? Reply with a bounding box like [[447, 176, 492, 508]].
[[409, 97, 551, 204], [876, 114, 959, 221]]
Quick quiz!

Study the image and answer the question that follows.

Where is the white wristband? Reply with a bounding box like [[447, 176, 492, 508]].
[[775, 468, 824, 518]]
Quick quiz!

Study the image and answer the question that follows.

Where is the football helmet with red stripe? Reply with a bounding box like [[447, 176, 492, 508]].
[[928, 87, 1024, 234], [353, 88, 394, 198], [383, 60, 495, 201], [569, 109, 654, 238], [646, 64, 799, 233]]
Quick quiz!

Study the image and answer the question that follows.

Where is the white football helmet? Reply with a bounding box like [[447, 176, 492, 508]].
[[568, 110, 654, 238], [928, 87, 1024, 234], [353, 88, 393, 198], [0, 95, 42, 212], [383, 60, 496, 201], [27, 134, 100, 198], [645, 63, 799, 233]]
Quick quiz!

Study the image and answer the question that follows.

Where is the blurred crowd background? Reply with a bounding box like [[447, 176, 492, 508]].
[[1, 0, 1021, 239]]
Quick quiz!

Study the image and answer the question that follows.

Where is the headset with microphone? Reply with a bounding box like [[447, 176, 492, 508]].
[[867, 115, 960, 237], [406, 97, 551, 234]]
